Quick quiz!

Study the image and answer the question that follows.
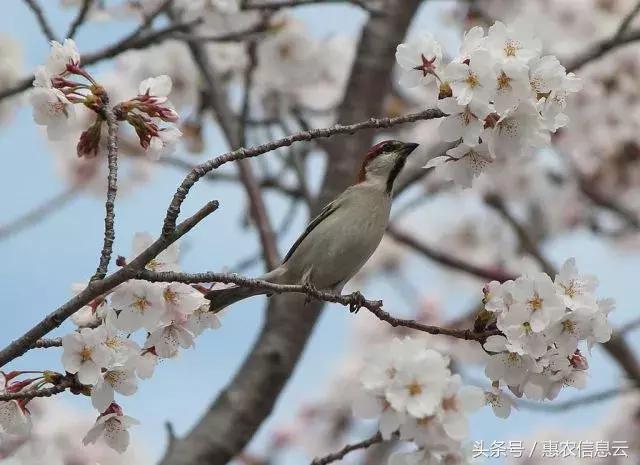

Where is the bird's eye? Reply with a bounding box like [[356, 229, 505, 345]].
[[382, 144, 395, 153]]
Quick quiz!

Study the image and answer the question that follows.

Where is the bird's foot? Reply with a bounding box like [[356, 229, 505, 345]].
[[302, 282, 319, 305], [349, 291, 366, 313]]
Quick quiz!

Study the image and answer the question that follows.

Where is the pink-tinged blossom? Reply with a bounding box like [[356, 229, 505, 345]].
[[444, 50, 495, 105], [83, 407, 139, 454], [45, 38, 80, 75], [29, 87, 76, 140], [0, 400, 31, 435], [395, 33, 443, 94]]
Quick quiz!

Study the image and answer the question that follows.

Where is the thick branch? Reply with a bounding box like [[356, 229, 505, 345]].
[[0, 201, 219, 368]]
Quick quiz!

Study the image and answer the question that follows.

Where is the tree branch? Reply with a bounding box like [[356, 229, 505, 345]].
[[0, 186, 80, 241], [243, 0, 380, 14], [91, 105, 119, 281], [66, 0, 94, 39], [0, 378, 76, 402], [0, 201, 219, 368], [387, 225, 517, 283], [311, 432, 384, 465], [565, 28, 640, 72], [613, 0, 640, 41], [23, 0, 57, 42], [484, 193, 556, 276], [161, 108, 444, 236]]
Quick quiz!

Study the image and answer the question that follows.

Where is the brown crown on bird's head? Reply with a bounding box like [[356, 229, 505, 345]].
[[357, 140, 419, 192]]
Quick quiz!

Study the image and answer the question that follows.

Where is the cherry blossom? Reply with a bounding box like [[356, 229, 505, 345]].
[[481, 259, 612, 401], [91, 366, 138, 412], [29, 87, 76, 140], [83, 405, 139, 454], [395, 33, 443, 94], [110, 280, 164, 332], [45, 39, 80, 75], [62, 326, 112, 385], [425, 142, 493, 188]]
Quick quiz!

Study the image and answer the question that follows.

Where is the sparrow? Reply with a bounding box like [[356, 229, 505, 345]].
[[206, 140, 419, 311]]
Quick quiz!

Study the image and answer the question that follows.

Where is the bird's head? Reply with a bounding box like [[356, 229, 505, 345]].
[[356, 140, 419, 193]]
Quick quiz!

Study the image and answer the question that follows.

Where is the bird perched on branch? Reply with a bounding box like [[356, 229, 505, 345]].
[[206, 140, 419, 311]]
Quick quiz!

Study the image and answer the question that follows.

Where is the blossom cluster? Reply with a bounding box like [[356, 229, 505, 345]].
[[482, 258, 613, 401], [30, 39, 182, 159], [396, 22, 581, 188], [1, 233, 221, 453], [352, 337, 494, 465]]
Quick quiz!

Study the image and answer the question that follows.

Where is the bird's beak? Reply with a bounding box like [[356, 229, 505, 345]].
[[401, 142, 419, 157]]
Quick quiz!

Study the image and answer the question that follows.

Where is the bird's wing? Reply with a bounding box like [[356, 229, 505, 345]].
[[282, 198, 341, 264]]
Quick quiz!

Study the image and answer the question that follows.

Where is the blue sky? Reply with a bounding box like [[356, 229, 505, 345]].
[[1, 1, 638, 463]]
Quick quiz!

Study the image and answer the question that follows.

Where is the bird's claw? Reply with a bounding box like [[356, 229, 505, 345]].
[[349, 291, 366, 313], [302, 282, 318, 305]]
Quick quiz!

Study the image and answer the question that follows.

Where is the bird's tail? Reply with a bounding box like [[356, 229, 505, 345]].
[[205, 268, 285, 312], [206, 285, 265, 312]]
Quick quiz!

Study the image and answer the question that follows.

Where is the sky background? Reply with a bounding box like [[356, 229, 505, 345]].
[[1, 1, 639, 463]]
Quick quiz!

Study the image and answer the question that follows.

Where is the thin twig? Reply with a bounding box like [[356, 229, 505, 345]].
[[66, 0, 95, 39], [0, 379, 75, 402], [243, 0, 380, 14], [387, 225, 517, 283], [0, 186, 80, 241], [613, 0, 640, 41], [161, 108, 445, 235], [23, 0, 57, 42], [517, 386, 634, 412], [484, 193, 556, 277], [311, 433, 383, 465], [91, 106, 119, 281], [0, 201, 219, 368], [135, 269, 498, 342], [566, 28, 640, 71]]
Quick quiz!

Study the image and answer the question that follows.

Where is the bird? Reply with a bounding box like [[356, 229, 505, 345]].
[[206, 140, 419, 311]]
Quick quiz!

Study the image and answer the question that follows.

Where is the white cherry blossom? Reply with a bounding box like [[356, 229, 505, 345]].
[[0, 400, 31, 435], [62, 326, 112, 385], [45, 38, 80, 75], [110, 280, 164, 332], [83, 411, 139, 453], [29, 87, 76, 140], [425, 142, 493, 188], [91, 367, 138, 412], [395, 33, 443, 92], [437, 97, 491, 147]]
